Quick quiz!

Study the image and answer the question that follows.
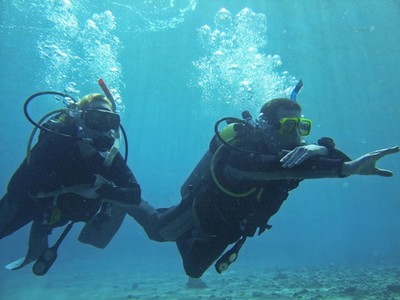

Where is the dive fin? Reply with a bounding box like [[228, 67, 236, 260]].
[[78, 204, 126, 248], [5, 257, 25, 270], [215, 236, 246, 274], [5, 221, 49, 270]]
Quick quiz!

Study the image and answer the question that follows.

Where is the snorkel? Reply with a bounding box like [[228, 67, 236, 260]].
[[290, 79, 303, 102], [290, 79, 307, 145], [97, 78, 122, 167], [98, 79, 117, 112]]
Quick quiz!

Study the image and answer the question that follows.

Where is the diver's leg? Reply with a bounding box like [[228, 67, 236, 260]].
[[126, 196, 195, 242], [125, 199, 164, 241], [156, 197, 195, 241]]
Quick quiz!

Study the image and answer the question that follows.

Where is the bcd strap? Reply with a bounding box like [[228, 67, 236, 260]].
[[211, 142, 257, 197]]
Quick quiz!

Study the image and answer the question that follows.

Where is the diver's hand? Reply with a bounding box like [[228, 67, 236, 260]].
[[341, 146, 400, 176], [72, 174, 115, 199], [280, 144, 329, 168]]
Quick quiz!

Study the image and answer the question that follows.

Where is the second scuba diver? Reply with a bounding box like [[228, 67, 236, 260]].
[[0, 90, 141, 275]]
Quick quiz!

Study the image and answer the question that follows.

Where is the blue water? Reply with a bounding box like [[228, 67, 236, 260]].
[[1, 0, 399, 297]]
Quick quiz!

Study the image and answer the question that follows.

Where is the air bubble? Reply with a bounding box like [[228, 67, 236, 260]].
[[193, 8, 297, 114]]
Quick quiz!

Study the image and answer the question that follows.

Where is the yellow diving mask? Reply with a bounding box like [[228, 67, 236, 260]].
[[279, 117, 312, 136]]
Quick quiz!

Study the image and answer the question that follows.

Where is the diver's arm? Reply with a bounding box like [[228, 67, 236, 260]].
[[224, 137, 350, 181], [98, 153, 142, 206], [226, 146, 399, 181], [27, 119, 141, 202], [31, 174, 104, 199], [73, 153, 142, 206], [280, 137, 351, 168], [96, 180, 141, 207], [52, 156, 142, 206], [280, 144, 328, 168], [225, 154, 347, 181], [34, 171, 141, 207], [30, 138, 141, 205]]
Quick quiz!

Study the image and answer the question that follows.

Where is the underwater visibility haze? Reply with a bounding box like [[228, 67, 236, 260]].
[[0, 0, 399, 299]]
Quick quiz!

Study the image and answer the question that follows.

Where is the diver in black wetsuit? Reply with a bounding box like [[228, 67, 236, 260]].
[[127, 97, 399, 283], [0, 92, 141, 274]]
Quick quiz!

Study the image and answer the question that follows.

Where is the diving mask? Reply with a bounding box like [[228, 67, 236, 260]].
[[81, 109, 120, 132], [278, 117, 311, 136]]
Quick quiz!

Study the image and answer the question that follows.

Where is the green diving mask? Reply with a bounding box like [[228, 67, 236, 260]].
[[82, 109, 120, 132], [278, 117, 311, 136]]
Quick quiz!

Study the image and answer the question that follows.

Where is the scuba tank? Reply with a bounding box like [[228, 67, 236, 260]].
[[180, 150, 213, 199], [180, 112, 257, 199], [179, 120, 238, 199]]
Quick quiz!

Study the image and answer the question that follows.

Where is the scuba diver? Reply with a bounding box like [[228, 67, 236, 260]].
[[126, 90, 399, 284], [0, 81, 141, 275]]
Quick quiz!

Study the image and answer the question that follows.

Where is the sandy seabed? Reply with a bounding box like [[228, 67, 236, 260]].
[[1, 264, 400, 300]]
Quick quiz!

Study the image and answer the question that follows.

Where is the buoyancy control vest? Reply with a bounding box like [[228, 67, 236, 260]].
[[180, 119, 260, 200]]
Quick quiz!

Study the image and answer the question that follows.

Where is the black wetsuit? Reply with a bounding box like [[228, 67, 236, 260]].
[[128, 125, 350, 278], [0, 118, 141, 239]]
